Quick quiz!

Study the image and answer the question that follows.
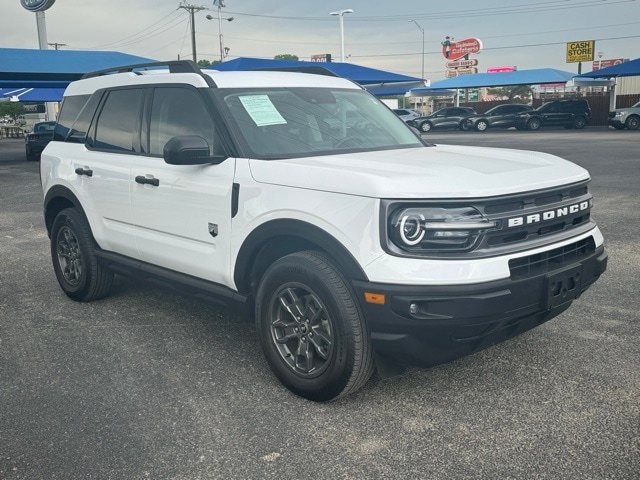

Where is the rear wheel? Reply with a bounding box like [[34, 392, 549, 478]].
[[51, 208, 114, 302], [527, 118, 541, 131], [573, 116, 587, 129], [459, 121, 471, 131], [625, 115, 640, 130], [475, 120, 489, 132], [255, 251, 374, 402]]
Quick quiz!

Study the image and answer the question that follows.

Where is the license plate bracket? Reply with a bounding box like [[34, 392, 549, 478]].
[[545, 264, 583, 309]]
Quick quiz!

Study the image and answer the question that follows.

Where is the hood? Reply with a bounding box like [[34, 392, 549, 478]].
[[248, 145, 590, 199]]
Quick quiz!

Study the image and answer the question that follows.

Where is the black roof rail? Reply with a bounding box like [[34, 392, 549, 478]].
[[80, 60, 216, 87]]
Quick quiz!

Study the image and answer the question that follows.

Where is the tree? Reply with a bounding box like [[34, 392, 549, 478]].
[[0, 102, 25, 121], [487, 85, 532, 103], [197, 59, 212, 68], [274, 54, 299, 61]]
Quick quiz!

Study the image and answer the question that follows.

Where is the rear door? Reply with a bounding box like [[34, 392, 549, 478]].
[[130, 85, 235, 285], [79, 88, 144, 258]]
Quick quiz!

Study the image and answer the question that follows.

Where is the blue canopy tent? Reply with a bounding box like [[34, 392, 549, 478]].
[[0, 48, 155, 89], [0, 87, 65, 102], [410, 68, 577, 94], [209, 57, 426, 95], [576, 57, 640, 78]]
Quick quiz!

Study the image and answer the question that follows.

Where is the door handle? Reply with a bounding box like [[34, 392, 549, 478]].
[[135, 175, 160, 187], [74, 167, 93, 177]]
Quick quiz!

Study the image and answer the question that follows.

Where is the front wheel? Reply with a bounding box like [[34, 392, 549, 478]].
[[625, 115, 640, 130], [459, 121, 471, 131], [527, 118, 541, 130], [419, 121, 432, 132], [475, 120, 489, 132], [51, 208, 114, 302], [255, 251, 374, 402]]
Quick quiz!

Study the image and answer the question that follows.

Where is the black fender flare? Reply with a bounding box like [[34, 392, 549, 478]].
[[233, 219, 369, 294], [43, 185, 88, 236]]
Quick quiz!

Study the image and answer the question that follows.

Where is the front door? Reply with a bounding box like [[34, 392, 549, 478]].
[[130, 86, 235, 286]]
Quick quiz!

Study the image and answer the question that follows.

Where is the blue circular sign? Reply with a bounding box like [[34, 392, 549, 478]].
[[20, 0, 56, 12]]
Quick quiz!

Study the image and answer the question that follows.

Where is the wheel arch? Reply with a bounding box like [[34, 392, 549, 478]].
[[44, 185, 88, 238], [234, 219, 369, 295]]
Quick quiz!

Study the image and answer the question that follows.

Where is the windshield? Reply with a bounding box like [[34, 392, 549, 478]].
[[633, 101, 640, 108], [214, 88, 423, 159]]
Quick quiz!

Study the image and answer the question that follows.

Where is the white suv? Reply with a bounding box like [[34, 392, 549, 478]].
[[41, 61, 607, 401]]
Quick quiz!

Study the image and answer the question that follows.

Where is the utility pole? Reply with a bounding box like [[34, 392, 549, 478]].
[[48, 42, 67, 50], [178, 2, 207, 62]]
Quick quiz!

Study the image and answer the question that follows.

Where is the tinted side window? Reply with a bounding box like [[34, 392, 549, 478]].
[[67, 92, 103, 144], [148, 87, 215, 156], [53, 95, 90, 141], [94, 89, 144, 152]]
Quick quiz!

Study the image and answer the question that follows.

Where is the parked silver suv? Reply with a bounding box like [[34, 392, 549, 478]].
[[609, 101, 640, 130]]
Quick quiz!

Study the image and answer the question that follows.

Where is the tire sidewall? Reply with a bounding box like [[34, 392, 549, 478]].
[[51, 209, 92, 300], [476, 120, 488, 132], [255, 254, 359, 401], [420, 121, 431, 132], [573, 116, 586, 129]]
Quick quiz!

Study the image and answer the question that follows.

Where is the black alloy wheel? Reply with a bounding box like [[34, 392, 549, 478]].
[[51, 208, 114, 302], [255, 251, 374, 402]]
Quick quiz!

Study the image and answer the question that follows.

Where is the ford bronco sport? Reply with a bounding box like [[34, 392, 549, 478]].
[[41, 61, 607, 401]]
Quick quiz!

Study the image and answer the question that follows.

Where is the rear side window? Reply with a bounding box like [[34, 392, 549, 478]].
[[93, 89, 144, 153], [53, 95, 90, 141]]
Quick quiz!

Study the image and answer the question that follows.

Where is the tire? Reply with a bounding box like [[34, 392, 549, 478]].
[[255, 251, 374, 402], [475, 120, 489, 132], [573, 116, 587, 129], [25, 149, 37, 162], [527, 118, 541, 131], [419, 121, 432, 132], [613, 124, 625, 130], [625, 115, 640, 130], [50, 208, 114, 302], [459, 121, 471, 131]]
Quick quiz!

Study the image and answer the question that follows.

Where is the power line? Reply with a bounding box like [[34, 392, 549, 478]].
[[224, 0, 636, 22], [349, 34, 640, 59]]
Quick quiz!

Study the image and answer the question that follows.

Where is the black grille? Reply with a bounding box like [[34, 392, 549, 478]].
[[478, 182, 593, 252], [509, 237, 595, 278]]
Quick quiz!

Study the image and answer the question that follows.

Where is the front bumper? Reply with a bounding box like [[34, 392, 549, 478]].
[[352, 245, 607, 368], [608, 119, 625, 127]]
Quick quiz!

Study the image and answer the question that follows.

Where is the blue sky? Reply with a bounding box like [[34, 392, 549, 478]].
[[3, 0, 640, 81]]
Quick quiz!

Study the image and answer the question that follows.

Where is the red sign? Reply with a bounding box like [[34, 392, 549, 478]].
[[487, 66, 516, 73], [592, 58, 624, 71], [442, 38, 483, 61], [446, 59, 478, 68]]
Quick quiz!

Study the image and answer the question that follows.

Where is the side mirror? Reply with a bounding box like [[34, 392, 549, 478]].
[[163, 135, 226, 165]]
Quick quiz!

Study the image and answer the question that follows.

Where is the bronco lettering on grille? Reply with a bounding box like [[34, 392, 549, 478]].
[[507, 200, 590, 228]]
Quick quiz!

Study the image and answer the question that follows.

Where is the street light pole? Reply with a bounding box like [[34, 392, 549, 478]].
[[410, 20, 425, 80], [329, 9, 354, 62], [206, 13, 234, 61]]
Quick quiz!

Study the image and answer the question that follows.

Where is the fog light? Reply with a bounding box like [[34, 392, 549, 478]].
[[409, 303, 419, 315]]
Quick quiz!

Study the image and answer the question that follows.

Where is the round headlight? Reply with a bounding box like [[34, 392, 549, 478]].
[[399, 213, 425, 245]]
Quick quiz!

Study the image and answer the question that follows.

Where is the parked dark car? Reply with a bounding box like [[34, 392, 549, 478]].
[[465, 104, 533, 132], [409, 107, 477, 132], [514, 100, 591, 130], [25, 121, 56, 161]]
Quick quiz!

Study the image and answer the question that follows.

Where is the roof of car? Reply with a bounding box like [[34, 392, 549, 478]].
[[64, 68, 362, 97]]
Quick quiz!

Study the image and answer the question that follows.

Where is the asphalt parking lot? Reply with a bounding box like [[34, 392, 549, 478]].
[[1, 128, 638, 479]]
